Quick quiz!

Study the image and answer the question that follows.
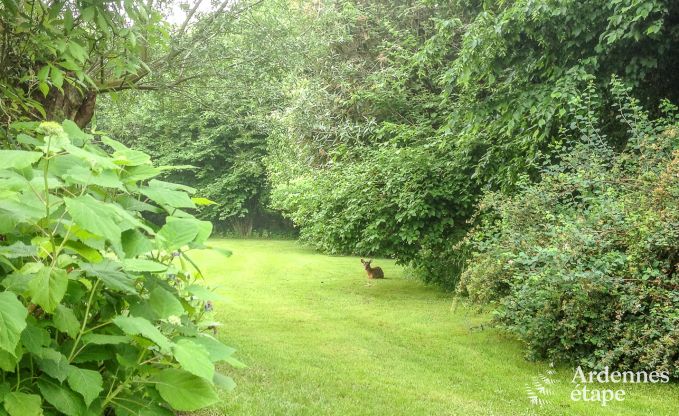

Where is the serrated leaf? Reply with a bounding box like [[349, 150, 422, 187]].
[[28, 267, 68, 313], [122, 259, 167, 272], [53, 305, 80, 338], [172, 339, 214, 380], [3, 392, 42, 416], [0, 241, 38, 258], [149, 287, 184, 319], [157, 218, 200, 250], [0, 291, 28, 355], [140, 186, 195, 209], [37, 377, 86, 416], [79, 260, 138, 294], [213, 372, 236, 391], [191, 197, 217, 206], [81, 333, 129, 345], [188, 334, 236, 363], [113, 316, 172, 353], [0, 150, 42, 169], [36, 348, 71, 382], [20, 323, 50, 354], [121, 229, 153, 258], [64, 195, 122, 244], [67, 367, 103, 406], [153, 369, 219, 411]]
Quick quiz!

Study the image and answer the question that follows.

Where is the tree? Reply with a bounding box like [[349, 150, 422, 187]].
[[0, 0, 259, 128]]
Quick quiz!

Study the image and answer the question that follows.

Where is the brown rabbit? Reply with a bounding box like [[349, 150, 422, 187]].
[[361, 258, 384, 279]]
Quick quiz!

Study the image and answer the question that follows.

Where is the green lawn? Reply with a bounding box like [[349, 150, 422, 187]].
[[191, 240, 679, 416]]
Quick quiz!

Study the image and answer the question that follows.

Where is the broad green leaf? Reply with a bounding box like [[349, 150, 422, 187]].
[[63, 240, 103, 263], [213, 373, 236, 391], [3, 392, 42, 416], [186, 285, 226, 302], [0, 241, 38, 258], [37, 377, 86, 416], [0, 150, 42, 169], [62, 166, 124, 190], [121, 229, 153, 258], [79, 260, 137, 294], [149, 287, 184, 319], [157, 218, 200, 250], [28, 267, 68, 313], [36, 348, 71, 382], [187, 334, 236, 363], [148, 179, 196, 194], [0, 347, 19, 372], [113, 316, 172, 353], [50, 66, 64, 89], [81, 333, 129, 345], [67, 367, 103, 406], [191, 197, 217, 206], [62, 120, 91, 145], [20, 323, 50, 354], [172, 339, 214, 380], [122, 164, 161, 182], [140, 186, 195, 209], [53, 305, 80, 338], [153, 369, 219, 411], [0, 291, 28, 355], [65, 195, 121, 243], [122, 259, 167, 273], [37, 65, 50, 82]]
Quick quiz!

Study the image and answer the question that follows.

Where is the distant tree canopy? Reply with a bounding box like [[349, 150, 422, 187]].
[[0, 0, 258, 127]]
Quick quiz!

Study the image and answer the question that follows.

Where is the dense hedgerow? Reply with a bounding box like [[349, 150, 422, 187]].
[[0, 121, 239, 415], [459, 81, 679, 375]]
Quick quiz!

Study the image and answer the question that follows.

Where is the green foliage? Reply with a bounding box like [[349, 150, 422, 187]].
[[459, 81, 679, 375], [267, 0, 679, 290], [0, 120, 237, 414], [96, 0, 305, 236]]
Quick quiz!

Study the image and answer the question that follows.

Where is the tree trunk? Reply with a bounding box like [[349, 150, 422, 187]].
[[39, 83, 97, 128]]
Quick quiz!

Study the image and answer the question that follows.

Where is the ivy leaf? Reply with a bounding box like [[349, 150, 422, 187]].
[[172, 339, 214, 381], [53, 305, 80, 338], [0, 291, 28, 355], [28, 267, 68, 313], [66, 366, 103, 406], [153, 368, 219, 411], [3, 392, 42, 416], [113, 316, 172, 353]]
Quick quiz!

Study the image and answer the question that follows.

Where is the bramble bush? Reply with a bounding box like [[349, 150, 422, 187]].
[[0, 121, 240, 415], [458, 80, 679, 376]]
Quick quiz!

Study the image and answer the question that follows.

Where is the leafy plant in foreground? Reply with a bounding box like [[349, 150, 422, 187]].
[[0, 120, 239, 415]]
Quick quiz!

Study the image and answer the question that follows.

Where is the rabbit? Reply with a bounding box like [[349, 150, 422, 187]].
[[361, 258, 384, 279]]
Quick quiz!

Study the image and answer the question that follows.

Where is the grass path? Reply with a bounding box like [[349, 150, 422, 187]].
[[192, 240, 679, 416]]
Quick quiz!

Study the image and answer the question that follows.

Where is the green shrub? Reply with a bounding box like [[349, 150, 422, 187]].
[[0, 121, 239, 414], [459, 81, 679, 375], [270, 143, 476, 289]]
